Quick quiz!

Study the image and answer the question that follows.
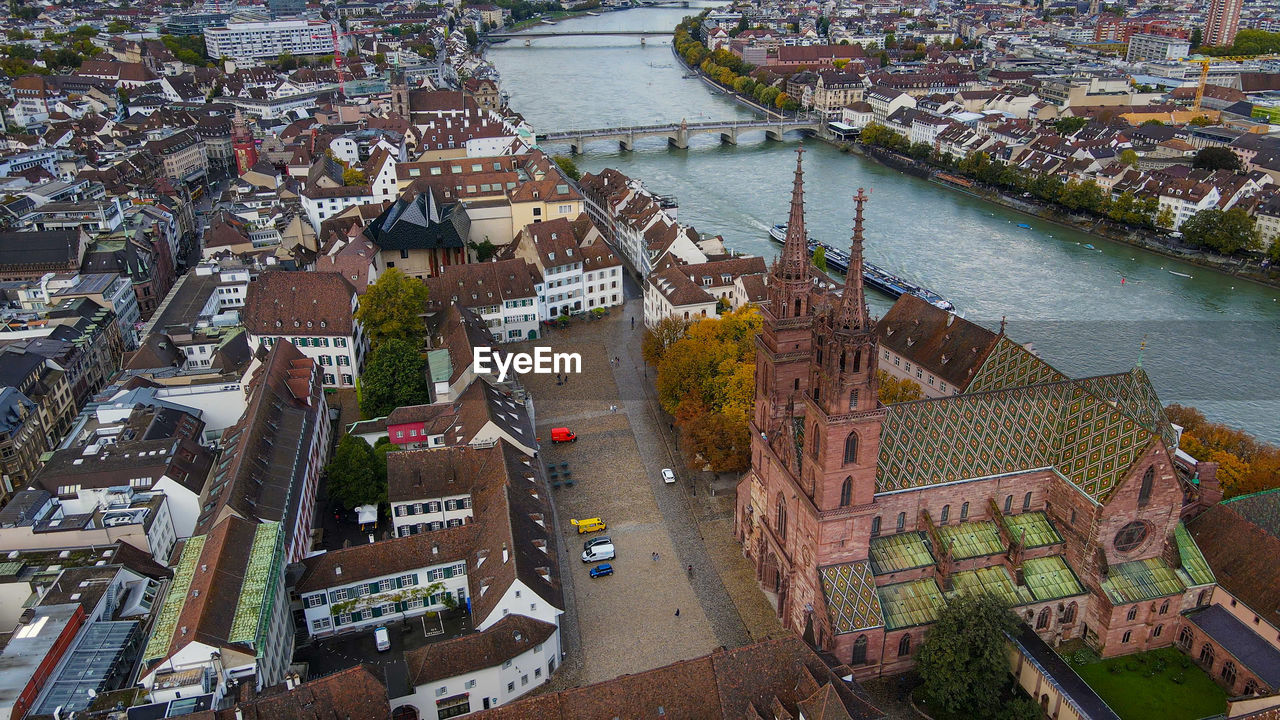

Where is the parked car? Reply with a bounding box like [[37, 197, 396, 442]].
[[584, 535, 611, 551], [570, 517, 606, 534], [374, 626, 390, 652], [589, 563, 614, 578], [582, 543, 615, 563], [662, 468, 676, 484], [551, 427, 577, 443]]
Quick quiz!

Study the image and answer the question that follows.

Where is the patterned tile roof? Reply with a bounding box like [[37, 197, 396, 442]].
[[876, 375, 1162, 501], [819, 561, 884, 634], [967, 336, 1067, 393], [1076, 368, 1178, 450]]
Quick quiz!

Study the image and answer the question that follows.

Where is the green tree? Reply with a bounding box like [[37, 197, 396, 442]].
[[1141, 118, 1165, 127], [464, 26, 479, 49], [1053, 116, 1088, 134], [360, 338, 432, 418], [278, 52, 298, 70], [1155, 205, 1175, 230], [107, 19, 133, 33], [551, 155, 580, 180], [812, 245, 828, 272], [325, 435, 388, 509], [355, 267, 431, 345], [342, 167, 367, 185], [1119, 148, 1139, 168], [908, 141, 933, 160], [1180, 207, 1261, 254], [1192, 146, 1242, 172], [70, 25, 96, 38], [1060, 179, 1105, 213], [1190, 27, 1202, 48], [916, 593, 1035, 720]]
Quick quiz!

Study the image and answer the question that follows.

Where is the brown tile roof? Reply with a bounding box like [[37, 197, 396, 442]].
[[387, 442, 508, 504], [1188, 496, 1280, 628], [296, 525, 477, 593], [243, 270, 356, 336], [405, 614, 558, 685], [648, 267, 714, 307], [424, 258, 540, 312], [874, 294, 1000, 390], [213, 665, 390, 720]]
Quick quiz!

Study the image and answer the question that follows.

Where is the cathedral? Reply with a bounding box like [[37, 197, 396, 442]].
[[735, 148, 1224, 678]]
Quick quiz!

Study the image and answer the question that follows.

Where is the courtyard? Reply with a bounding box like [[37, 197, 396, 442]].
[[1068, 646, 1227, 720]]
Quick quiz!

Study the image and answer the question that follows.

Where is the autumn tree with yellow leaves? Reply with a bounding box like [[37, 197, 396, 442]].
[[1167, 404, 1280, 498]]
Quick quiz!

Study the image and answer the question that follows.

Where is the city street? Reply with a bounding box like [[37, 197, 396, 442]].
[[516, 291, 782, 688]]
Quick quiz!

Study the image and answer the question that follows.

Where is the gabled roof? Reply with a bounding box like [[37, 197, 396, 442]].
[[405, 614, 557, 686], [212, 665, 389, 720], [362, 188, 467, 251], [243, 270, 356, 336], [1188, 490, 1280, 629]]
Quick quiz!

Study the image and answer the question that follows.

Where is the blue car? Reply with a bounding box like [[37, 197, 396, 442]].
[[589, 563, 613, 578]]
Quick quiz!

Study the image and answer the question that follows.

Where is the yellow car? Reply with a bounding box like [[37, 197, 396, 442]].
[[570, 518, 607, 534]]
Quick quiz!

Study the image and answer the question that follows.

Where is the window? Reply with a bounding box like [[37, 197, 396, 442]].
[[1004, 495, 1012, 513], [1154, 624, 1163, 638], [465, 680, 476, 689], [896, 512, 906, 532], [1023, 492, 1032, 511], [839, 477, 852, 507], [521, 675, 528, 687], [960, 502, 969, 520], [775, 493, 787, 540], [852, 635, 868, 664], [1122, 630, 1132, 643], [1139, 466, 1154, 507], [305, 594, 326, 608], [871, 516, 881, 536], [1159, 600, 1170, 615], [844, 432, 858, 465], [1127, 606, 1138, 622], [507, 682, 514, 693], [1177, 626, 1193, 651], [848, 389, 858, 411], [1036, 607, 1051, 630], [898, 634, 911, 657], [311, 617, 331, 631], [1063, 602, 1077, 624], [1199, 643, 1216, 667], [810, 424, 821, 458], [535, 668, 542, 678], [1114, 521, 1150, 553], [1070, 509, 1077, 525]]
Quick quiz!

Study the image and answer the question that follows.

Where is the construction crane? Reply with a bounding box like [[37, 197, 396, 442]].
[[1180, 53, 1280, 112], [311, 21, 378, 97]]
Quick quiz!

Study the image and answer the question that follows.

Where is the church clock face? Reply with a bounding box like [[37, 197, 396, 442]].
[[1113, 521, 1150, 553]]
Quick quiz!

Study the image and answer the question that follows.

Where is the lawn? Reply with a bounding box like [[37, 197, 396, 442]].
[[1069, 647, 1228, 720]]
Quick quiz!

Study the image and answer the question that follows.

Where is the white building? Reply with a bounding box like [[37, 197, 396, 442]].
[[300, 184, 376, 232], [203, 20, 338, 63], [243, 271, 367, 388], [424, 259, 543, 344], [1125, 33, 1191, 63]]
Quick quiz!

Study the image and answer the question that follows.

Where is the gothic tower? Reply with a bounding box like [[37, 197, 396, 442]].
[[803, 189, 886, 509], [390, 68, 410, 119], [754, 147, 817, 437], [231, 108, 258, 176]]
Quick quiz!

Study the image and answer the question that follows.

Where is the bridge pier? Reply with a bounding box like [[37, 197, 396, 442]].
[[668, 129, 689, 150], [569, 137, 586, 155], [619, 134, 635, 152], [720, 128, 737, 146], [765, 128, 784, 142]]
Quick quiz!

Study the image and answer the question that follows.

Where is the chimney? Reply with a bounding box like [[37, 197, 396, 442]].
[[334, 565, 342, 576], [502, 543, 509, 563], [432, 543, 439, 556], [235, 708, 243, 720]]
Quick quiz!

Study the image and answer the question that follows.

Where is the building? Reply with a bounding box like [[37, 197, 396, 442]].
[[362, 189, 469, 279], [1205, 0, 1243, 47], [424, 259, 542, 343], [139, 517, 293, 700], [643, 256, 767, 328], [0, 388, 44, 504], [203, 20, 338, 63], [267, 0, 306, 17], [1126, 33, 1191, 63], [243, 271, 367, 388], [505, 215, 623, 319], [734, 151, 1222, 677]]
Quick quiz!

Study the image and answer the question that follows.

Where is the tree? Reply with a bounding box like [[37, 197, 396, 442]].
[[360, 338, 432, 418], [107, 19, 133, 33], [1180, 207, 1260, 254], [464, 26, 479, 49], [1119, 148, 1139, 168], [325, 435, 388, 510], [642, 314, 693, 366], [877, 370, 923, 405], [916, 593, 1036, 720], [812, 245, 828, 272], [1053, 116, 1088, 135], [1154, 205, 1175, 229], [1141, 118, 1165, 127], [552, 154, 581, 181], [356, 268, 431, 345], [279, 52, 298, 70], [1190, 27, 1202, 48], [1193, 146, 1242, 172], [342, 167, 367, 185]]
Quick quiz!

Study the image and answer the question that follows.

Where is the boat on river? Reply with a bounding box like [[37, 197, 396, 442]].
[[769, 225, 955, 312]]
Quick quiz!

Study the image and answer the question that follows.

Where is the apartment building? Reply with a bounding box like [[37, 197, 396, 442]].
[[203, 20, 336, 63]]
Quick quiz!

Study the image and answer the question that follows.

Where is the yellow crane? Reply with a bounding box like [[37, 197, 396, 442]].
[[1180, 53, 1280, 112]]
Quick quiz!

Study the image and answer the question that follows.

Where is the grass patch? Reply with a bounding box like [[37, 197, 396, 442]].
[[1070, 647, 1227, 720]]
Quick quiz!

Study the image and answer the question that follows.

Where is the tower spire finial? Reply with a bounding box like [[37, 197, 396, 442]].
[[835, 188, 871, 332], [779, 145, 810, 283], [999, 315, 1007, 335]]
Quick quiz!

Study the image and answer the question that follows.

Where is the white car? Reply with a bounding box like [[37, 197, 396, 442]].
[[662, 468, 676, 484]]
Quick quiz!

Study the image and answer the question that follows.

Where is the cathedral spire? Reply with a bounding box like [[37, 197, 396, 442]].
[[835, 188, 871, 332], [779, 146, 810, 283]]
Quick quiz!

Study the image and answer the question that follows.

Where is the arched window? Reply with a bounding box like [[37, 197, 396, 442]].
[[1037, 607, 1051, 630], [1154, 624, 1163, 638], [1023, 491, 1033, 511], [960, 501, 969, 520], [896, 512, 906, 532], [871, 516, 881, 536], [775, 493, 787, 541], [1139, 466, 1154, 507], [1063, 602, 1077, 624], [794, 298, 802, 317], [1127, 606, 1138, 622], [816, 344, 823, 364], [811, 424, 821, 458], [1177, 626, 1194, 651], [1122, 630, 1132, 643], [1221, 661, 1237, 687], [853, 349, 862, 373], [838, 350, 844, 372], [848, 389, 858, 411], [852, 634, 868, 664], [1004, 495, 1013, 513], [1197, 589, 1211, 607], [1244, 679, 1260, 696], [1159, 600, 1170, 615], [940, 505, 950, 524], [898, 634, 911, 657], [844, 432, 858, 465], [1199, 643, 1216, 667], [840, 477, 852, 507], [391, 706, 420, 720]]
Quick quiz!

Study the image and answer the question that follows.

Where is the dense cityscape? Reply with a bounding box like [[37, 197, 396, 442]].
[[0, 0, 1277, 717]]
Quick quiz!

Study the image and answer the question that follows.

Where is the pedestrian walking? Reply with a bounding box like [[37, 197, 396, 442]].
[[675, 608, 680, 617], [687, 564, 693, 578], [631, 317, 635, 329]]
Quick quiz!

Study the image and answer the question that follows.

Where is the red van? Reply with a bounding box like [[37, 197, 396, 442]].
[[551, 427, 577, 443]]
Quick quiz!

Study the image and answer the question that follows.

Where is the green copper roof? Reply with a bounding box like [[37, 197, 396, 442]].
[[869, 532, 935, 575], [143, 535, 206, 663], [1022, 555, 1087, 601], [1101, 557, 1186, 604], [938, 521, 1005, 560], [1174, 522, 1214, 587], [229, 523, 283, 648], [1004, 511, 1063, 548], [878, 578, 946, 630], [877, 374, 1161, 501], [820, 561, 884, 634], [968, 336, 1068, 393], [951, 565, 1034, 606]]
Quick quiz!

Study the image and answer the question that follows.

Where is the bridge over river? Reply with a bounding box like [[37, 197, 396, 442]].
[[537, 118, 824, 153]]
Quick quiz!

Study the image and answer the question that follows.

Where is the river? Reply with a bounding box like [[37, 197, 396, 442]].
[[488, 7, 1280, 442]]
